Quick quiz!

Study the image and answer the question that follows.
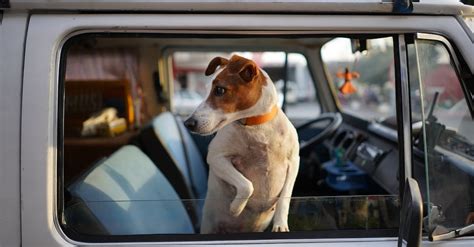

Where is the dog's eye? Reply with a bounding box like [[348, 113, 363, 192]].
[[214, 86, 226, 96]]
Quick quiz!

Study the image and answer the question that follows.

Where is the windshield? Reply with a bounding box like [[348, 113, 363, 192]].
[[321, 37, 395, 122]]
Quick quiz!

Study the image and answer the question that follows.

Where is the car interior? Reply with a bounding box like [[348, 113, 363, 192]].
[[59, 33, 473, 240]]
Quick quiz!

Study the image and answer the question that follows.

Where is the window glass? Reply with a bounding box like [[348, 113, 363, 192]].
[[60, 35, 399, 241], [172, 51, 320, 124], [321, 37, 395, 122], [409, 39, 474, 233]]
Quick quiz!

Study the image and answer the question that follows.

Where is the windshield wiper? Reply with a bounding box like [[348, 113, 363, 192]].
[[430, 224, 474, 241]]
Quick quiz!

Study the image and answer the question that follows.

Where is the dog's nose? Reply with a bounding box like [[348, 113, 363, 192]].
[[184, 118, 198, 131]]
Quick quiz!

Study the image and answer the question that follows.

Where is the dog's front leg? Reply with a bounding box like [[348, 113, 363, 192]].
[[208, 154, 254, 217], [272, 156, 300, 232]]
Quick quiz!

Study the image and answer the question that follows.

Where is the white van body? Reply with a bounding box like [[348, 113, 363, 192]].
[[1, 1, 474, 246]]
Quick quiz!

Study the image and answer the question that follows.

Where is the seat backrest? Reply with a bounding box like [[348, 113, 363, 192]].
[[68, 145, 194, 235], [152, 113, 191, 187], [175, 115, 208, 199], [152, 112, 208, 200]]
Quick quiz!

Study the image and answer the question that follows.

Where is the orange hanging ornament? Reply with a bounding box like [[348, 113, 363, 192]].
[[336, 67, 359, 95]]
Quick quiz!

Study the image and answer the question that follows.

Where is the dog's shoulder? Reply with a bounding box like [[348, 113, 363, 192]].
[[208, 124, 240, 153]]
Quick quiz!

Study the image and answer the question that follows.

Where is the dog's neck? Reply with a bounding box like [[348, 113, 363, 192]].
[[239, 105, 278, 126], [234, 70, 279, 126]]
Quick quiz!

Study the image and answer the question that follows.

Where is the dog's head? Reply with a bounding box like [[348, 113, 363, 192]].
[[184, 55, 276, 135]]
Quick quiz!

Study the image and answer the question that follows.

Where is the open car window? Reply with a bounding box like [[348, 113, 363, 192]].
[[59, 34, 401, 242], [171, 51, 320, 125]]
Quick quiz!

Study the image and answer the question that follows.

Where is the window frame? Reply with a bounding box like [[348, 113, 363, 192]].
[[57, 34, 425, 243], [57, 33, 401, 243], [409, 32, 474, 234]]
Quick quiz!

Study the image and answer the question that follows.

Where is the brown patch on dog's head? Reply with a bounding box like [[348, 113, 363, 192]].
[[204, 55, 267, 113], [205, 57, 229, 76]]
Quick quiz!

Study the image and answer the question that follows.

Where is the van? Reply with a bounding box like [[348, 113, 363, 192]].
[[1, 0, 474, 246]]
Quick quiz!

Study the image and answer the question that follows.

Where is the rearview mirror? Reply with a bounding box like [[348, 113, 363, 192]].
[[350, 39, 367, 54], [398, 178, 423, 247]]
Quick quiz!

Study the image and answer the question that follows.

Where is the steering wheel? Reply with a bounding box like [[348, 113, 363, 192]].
[[297, 112, 342, 153]]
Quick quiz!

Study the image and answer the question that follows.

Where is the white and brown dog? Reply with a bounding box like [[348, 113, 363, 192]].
[[184, 55, 299, 233]]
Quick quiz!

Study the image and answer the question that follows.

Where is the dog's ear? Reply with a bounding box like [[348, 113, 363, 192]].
[[228, 55, 257, 83], [205, 57, 229, 76], [238, 63, 257, 83]]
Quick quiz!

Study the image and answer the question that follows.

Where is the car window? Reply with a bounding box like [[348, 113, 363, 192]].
[[172, 51, 320, 124], [59, 34, 400, 242], [321, 37, 395, 122], [408, 38, 474, 234]]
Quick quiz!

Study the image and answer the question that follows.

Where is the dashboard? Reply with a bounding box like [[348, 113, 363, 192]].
[[323, 120, 400, 195]]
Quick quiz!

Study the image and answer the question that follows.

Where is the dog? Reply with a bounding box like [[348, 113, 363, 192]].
[[184, 55, 299, 233]]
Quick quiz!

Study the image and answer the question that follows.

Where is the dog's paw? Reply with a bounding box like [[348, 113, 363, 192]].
[[272, 224, 289, 232], [229, 198, 248, 217], [229, 181, 253, 217]]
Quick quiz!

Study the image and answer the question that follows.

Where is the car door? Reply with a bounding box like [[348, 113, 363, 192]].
[[0, 10, 28, 247], [19, 11, 474, 247], [407, 33, 474, 243]]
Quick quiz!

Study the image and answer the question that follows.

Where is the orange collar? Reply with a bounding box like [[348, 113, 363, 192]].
[[242, 105, 279, 126]]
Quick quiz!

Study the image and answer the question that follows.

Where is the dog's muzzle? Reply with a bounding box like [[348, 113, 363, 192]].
[[184, 117, 198, 132]]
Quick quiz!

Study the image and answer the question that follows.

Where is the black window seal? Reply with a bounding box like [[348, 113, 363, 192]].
[[62, 228, 398, 243], [393, 34, 415, 199]]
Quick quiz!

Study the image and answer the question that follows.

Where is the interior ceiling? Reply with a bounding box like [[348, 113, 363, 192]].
[[75, 36, 331, 50]]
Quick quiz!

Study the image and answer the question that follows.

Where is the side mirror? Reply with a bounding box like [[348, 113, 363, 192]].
[[398, 178, 423, 247]]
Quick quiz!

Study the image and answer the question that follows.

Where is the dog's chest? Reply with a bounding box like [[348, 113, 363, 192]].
[[227, 118, 294, 207], [232, 120, 290, 170]]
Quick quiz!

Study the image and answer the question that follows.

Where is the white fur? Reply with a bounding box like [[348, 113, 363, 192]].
[[189, 70, 278, 135], [190, 69, 300, 233]]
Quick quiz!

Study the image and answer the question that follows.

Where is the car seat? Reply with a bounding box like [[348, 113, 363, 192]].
[[66, 145, 194, 235], [173, 114, 208, 200], [129, 112, 208, 229]]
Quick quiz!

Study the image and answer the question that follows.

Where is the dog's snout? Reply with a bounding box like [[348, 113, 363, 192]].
[[184, 118, 198, 131]]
